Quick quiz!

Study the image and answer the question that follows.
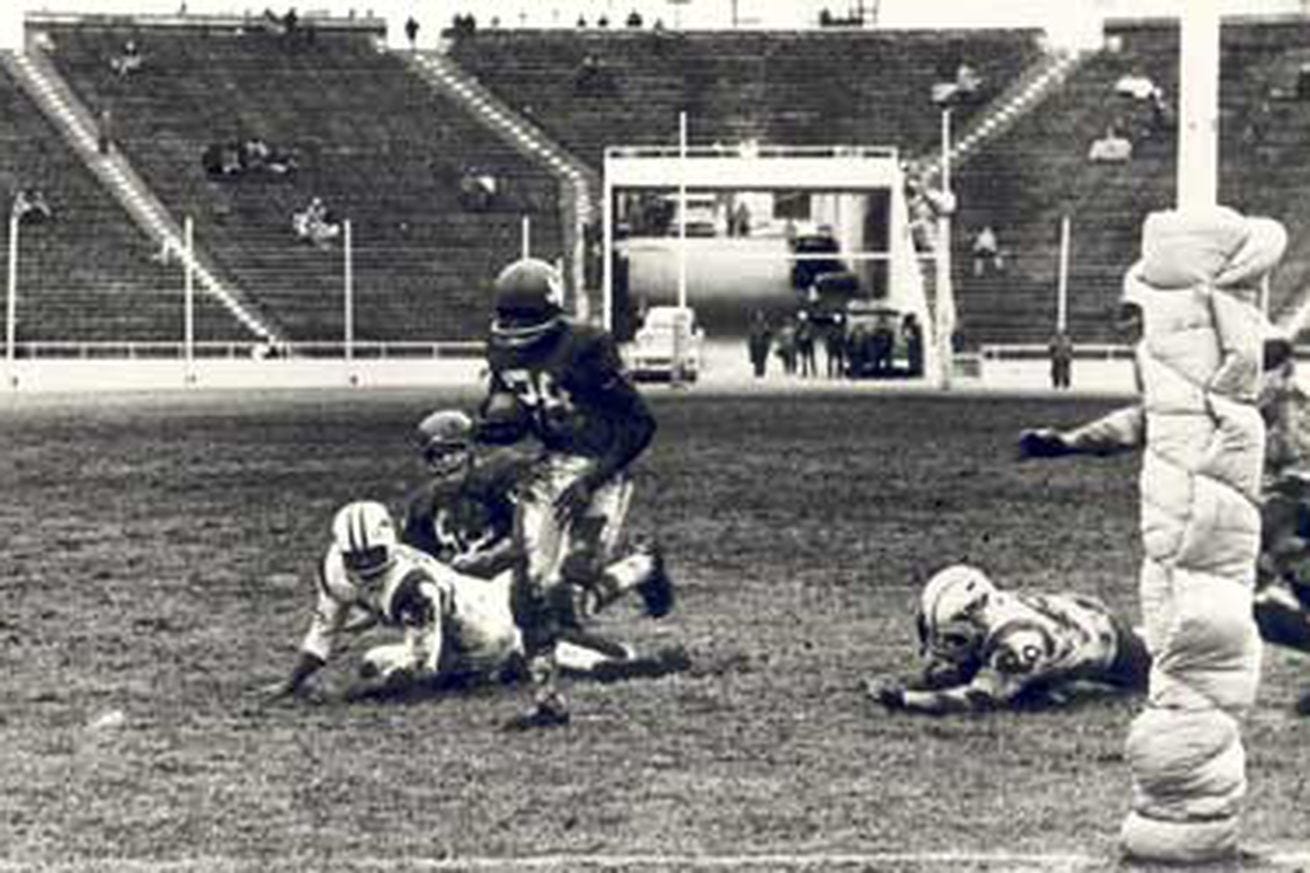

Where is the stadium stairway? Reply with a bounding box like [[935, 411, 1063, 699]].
[[0, 47, 279, 343], [913, 45, 1090, 183], [404, 48, 598, 318]]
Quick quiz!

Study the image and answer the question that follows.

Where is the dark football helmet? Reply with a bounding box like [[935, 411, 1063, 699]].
[[414, 409, 474, 476], [490, 258, 565, 349]]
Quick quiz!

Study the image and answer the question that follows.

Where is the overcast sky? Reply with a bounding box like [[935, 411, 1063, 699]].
[[19, 0, 1306, 30]]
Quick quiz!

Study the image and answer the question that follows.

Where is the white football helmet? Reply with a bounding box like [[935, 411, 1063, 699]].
[[916, 564, 997, 665], [332, 500, 398, 579]]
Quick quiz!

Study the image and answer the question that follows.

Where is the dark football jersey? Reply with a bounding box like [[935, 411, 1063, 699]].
[[485, 321, 655, 477], [401, 448, 535, 572]]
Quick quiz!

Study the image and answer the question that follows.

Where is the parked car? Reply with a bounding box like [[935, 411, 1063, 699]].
[[625, 305, 705, 382], [790, 229, 857, 291]]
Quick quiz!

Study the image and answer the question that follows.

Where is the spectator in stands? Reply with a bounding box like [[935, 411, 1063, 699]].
[[933, 62, 983, 106], [971, 225, 1004, 277], [902, 313, 924, 378], [96, 107, 114, 156], [747, 310, 772, 379], [109, 39, 143, 78], [1143, 87, 1174, 142], [626, 10, 643, 27], [458, 168, 498, 211], [1088, 125, 1133, 163], [282, 7, 298, 38], [1049, 330, 1074, 390], [292, 196, 341, 248], [405, 15, 419, 49], [12, 188, 52, 225], [1114, 70, 1157, 101], [574, 54, 616, 97]]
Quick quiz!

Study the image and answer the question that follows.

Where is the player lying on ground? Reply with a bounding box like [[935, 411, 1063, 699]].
[[863, 564, 1151, 714], [1018, 333, 1310, 712], [478, 257, 673, 730], [262, 501, 687, 704]]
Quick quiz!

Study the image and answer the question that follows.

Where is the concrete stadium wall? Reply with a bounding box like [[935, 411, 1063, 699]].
[[2, 358, 485, 393]]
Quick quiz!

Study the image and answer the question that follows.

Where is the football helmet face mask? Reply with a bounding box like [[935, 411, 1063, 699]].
[[415, 409, 474, 477], [332, 500, 398, 580], [916, 564, 997, 666], [490, 258, 565, 350]]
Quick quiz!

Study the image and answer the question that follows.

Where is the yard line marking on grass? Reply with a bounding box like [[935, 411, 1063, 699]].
[[4, 850, 1310, 871]]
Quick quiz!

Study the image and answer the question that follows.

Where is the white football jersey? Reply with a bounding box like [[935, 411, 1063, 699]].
[[301, 541, 522, 679]]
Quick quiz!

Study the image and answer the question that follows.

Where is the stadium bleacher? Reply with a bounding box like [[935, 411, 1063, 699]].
[[0, 63, 239, 345], [13, 15, 1310, 351], [39, 20, 563, 342]]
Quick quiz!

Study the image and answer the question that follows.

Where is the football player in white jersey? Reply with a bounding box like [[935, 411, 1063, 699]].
[[264, 500, 686, 704], [864, 565, 1151, 714]]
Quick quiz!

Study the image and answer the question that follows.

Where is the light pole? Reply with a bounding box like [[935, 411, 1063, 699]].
[[935, 106, 956, 390], [6, 196, 23, 383]]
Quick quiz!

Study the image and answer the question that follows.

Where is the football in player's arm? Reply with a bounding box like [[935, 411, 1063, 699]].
[[864, 565, 1151, 715]]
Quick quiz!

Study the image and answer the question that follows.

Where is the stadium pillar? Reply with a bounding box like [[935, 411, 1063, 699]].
[[677, 111, 688, 311], [521, 214, 531, 258]]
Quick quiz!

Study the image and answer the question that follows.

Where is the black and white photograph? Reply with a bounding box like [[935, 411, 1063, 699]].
[[2, 0, 1309, 869]]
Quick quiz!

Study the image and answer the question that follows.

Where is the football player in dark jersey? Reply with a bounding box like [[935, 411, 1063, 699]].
[[479, 257, 675, 729]]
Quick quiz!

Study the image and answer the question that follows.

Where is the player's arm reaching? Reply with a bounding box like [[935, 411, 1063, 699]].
[[1018, 404, 1146, 459], [262, 556, 350, 701], [866, 628, 1058, 715]]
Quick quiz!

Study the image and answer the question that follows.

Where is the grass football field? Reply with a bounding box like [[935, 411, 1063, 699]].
[[1, 387, 1307, 872]]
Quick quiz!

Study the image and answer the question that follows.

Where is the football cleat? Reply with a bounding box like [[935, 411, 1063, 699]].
[[332, 500, 398, 579], [502, 691, 571, 731], [586, 644, 692, 684], [636, 542, 675, 619]]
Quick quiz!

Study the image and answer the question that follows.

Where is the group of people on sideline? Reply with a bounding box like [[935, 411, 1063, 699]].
[[747, 307, 925, 381]]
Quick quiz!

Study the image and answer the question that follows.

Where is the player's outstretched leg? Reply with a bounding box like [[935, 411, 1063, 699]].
[[580, 541, 676, 619]]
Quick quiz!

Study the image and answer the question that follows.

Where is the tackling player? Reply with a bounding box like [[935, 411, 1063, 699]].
[[864, 564, 1151, 714], [479, 257, 673, 729], [264, 500, 688, 705], [402, 407, 683, 678], [1018, 335, 1310, 713]]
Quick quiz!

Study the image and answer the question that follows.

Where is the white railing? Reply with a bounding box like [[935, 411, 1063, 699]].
[[604, 144, 899, 160], [978, 343, 1136, 362], [0, 340, 485, 360]]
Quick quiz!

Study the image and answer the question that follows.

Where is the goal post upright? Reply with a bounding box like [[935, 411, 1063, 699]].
[[1177, 0, 1220, 210]]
